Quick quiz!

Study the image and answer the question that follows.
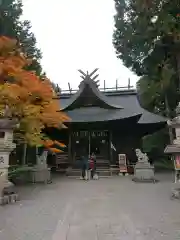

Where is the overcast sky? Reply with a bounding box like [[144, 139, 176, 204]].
[[22, 0, 139, 90]]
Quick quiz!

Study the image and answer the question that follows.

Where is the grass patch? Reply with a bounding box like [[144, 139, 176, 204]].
[[154, 159, 174, 171]]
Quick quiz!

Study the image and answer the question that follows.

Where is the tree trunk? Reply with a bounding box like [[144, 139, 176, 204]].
[[35, 146, 38, 164], [176, 53, 180, 90], [22, 143, 27, 165], [164, 93, 173, 144]]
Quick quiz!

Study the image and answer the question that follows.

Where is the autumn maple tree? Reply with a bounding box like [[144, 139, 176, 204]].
[[0, 36, 69, 150]]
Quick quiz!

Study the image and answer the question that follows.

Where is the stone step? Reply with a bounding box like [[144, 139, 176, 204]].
[[68, 175, 112, 179], [67, 169, 111, 177]]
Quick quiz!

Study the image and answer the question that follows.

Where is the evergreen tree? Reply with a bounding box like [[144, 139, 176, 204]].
[[113, 0, 180, 155], [0, 0, 43, 76], [113, 0, 180, 117]]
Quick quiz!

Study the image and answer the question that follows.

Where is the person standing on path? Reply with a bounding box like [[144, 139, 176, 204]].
[[80, 152, 89, 180], [90, 152, 96, 179]]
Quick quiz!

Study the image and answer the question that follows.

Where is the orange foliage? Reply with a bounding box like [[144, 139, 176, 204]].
[[48, 148, 63, 153], [43, 139, 54, 148], [54, 140, 66, 148], [42, 139, 66, 153], [0, 36, 70, 145]]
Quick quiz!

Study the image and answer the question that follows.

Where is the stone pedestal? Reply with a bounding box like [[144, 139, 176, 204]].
[[133, 161, 155, 182], [133, 149, 156, 183], [31, 150, 52, 184], [31, 168, 51, 184]]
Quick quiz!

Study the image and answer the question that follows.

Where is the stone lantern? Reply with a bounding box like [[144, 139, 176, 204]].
[[165, 102, 180, 173], [0, 118, 18, 204], [164, 102, 180, 197]]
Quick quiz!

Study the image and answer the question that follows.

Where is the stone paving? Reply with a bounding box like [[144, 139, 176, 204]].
[[0, 173, 180, 239]]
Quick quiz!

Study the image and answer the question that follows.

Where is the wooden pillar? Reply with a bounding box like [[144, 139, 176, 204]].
[[68, 130, 72, 165], [109, 131, 113, 164], [88, 130, 91, 157]]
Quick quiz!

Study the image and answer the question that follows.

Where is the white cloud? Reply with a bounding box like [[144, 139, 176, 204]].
[[22, 0, 139, 90]]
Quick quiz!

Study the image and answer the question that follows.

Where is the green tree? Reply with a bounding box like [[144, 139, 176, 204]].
[[113, 0, 180, 76], [113, 0, 180, 121], [0, 0, 43, 76], [0, 0, 48, 166], [113, 0, 180, 156]]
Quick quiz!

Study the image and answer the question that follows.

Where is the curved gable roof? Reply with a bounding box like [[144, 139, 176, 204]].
[[65, 107, 141, 123], [59, 89, 167, 124], [62, 72, 123, 111]]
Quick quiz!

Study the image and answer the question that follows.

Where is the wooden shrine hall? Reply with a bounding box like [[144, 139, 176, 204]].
[[49, 69, 167, 174]]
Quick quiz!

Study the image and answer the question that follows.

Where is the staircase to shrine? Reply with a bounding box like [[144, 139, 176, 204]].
[[68, 155, 111, 177], [95, 156, 111, 177], [52, 153, 111, 177]]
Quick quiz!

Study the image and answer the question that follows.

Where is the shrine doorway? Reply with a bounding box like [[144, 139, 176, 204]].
[[90, 131, 109, 159], [71, 130, 110, 164]]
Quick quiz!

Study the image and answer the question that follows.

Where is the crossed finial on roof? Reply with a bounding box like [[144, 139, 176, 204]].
[[78, 68, 100, 87]]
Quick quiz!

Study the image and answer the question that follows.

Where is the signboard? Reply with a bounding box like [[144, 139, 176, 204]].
[[175, 155, 180, 170], [118, 154, 127, 173]]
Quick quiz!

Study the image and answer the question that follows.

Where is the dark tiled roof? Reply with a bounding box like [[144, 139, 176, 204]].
[[65, 106, 141, 123], [103, 93, 167, 124], [59, 89, 167, 124]]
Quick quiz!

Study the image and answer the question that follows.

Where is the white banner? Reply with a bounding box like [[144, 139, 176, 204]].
[[111, 142, 116, 151]]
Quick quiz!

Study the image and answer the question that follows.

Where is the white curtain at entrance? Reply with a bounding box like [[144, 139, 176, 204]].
[[111, 142, 116, 151]]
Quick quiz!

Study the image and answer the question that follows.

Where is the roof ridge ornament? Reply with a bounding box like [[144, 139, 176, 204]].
[[78, 69, 100, 88], [62, 68, 124, 110]]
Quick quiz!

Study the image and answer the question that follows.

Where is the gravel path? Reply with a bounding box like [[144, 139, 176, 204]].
[[0, 173, 180, 240]]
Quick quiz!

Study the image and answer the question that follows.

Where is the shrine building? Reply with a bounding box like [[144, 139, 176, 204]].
[[49, 69, 166, 173]]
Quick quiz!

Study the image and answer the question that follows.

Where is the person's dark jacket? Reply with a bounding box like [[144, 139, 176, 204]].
[[81, 155, 89, 170]]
